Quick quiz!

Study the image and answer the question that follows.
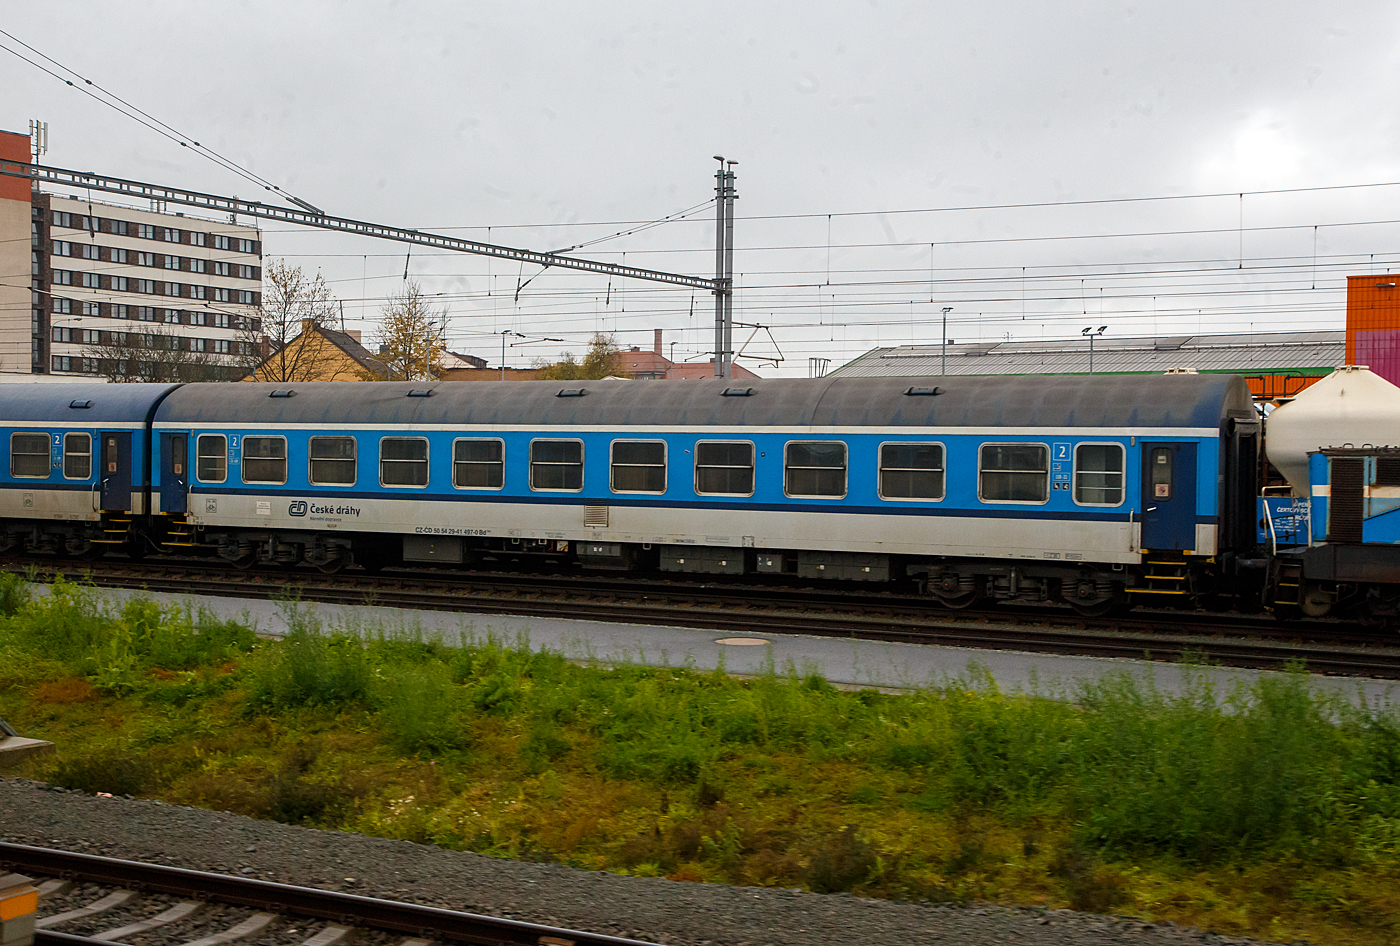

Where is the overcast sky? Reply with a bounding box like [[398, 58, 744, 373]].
[[5, 1, 1400, 375]]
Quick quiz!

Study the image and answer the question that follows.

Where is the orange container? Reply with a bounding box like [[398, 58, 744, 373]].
[[1347, 275, 1400, 386]]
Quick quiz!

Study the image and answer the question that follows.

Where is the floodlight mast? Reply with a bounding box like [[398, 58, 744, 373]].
[[712, 156, 737, 378]]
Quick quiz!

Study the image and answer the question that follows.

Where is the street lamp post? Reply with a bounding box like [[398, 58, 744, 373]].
[[940, 307, 953, 376], [1082, 325, 1107, 374]]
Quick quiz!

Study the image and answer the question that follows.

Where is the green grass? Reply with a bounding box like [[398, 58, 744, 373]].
[[4, 571, 1400, 944]]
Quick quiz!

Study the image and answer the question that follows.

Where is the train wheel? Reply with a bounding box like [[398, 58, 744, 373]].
[[231, 552, 258, 570], [1069, 597, 1124, 618], [933, 591, 980, 610]]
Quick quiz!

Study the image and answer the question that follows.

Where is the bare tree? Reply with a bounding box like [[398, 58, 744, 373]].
[[241, 258, 340, 382], [84, 327, 231, 383], [370, 281, 447, 381]]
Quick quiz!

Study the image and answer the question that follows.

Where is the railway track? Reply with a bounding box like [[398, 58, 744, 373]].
[[10, 556, 1400, 680], [2, 842, 652, 946]]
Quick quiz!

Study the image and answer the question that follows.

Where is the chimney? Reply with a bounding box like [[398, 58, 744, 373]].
[[654, 329, 663, 357], [346, 330, 362, 343], [301, 318, 313, 335]]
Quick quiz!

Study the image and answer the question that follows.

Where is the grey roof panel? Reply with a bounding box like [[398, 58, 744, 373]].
[[0, 382, 181, 423], [152, 374, 1253, 433]]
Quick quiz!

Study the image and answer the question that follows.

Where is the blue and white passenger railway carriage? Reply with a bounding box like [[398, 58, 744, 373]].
[[1, 373, 1263, 615]]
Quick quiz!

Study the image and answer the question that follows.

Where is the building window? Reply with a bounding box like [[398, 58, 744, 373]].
[[63, 433, 92, 479], [189, 258, 206, 274], [136, 306, 156, 321], [196, 434, 227, 483], [1074, 444, 1125, 506], [213, 339, 230, 354], [213, 261, 230, 276], [214, 234, 230, 251], [52, 269, 72, 285], [189, 311, 206, 326], [236, 290, 255, 305], [31, 221, 39, 246], [110, 304, 127, 319], [213, 287, 230, 302], [81, 329, 100, 345], [138, 251, 155, 266], [165, 282, 180, 297], [694, 441, 754, 495], [110, 220, 128, 236], [529, 439, 583, 491], [236, 238, 256, 254], [784, 442, 847, 498], [30, 251, 38, 276], [53, 211, 71, 228], [164, 228, 181, 243], [310, 436, 357, 486], [111, 276, 128, 291], [81, 357, 99, 374], [138, 223, 156, 239], [879, 443, 945, 500], [214, 313, 230, 329], [241, 436, 287, 484], [53, 240, 72, 256], [80, 244, 99, 260], [191, 232, 207, 247], [380, 437, 428, 487], [134, 279, 153, 294], [81, 272, 101, 289], [50, 355, 72, 372], [610, 440, 666, 493], [165, 309, 181, 324], [52, 327, 72, 343], [164, 254, 180, 269], [236, 264, 256, 279], [452, 438, 504, 489], [979, 444, 1049, 503], [53, 298, 72, 314], [189, 285, 206, 300], [10, 433, 50, 478]]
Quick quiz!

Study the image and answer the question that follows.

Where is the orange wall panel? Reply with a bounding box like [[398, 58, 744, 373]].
[[1346, 275, 1400, 386], [0, 129, 30, 203]]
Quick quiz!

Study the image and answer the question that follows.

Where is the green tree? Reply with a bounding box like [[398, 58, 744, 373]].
[[534, 333, 627, 380]]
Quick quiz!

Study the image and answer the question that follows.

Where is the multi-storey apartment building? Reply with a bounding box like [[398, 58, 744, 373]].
[[2, 127, 265, 378]]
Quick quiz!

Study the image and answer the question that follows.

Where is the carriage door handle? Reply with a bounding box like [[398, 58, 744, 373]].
[[1146, 506, 1158, 512], [92, 481, 101, 512]]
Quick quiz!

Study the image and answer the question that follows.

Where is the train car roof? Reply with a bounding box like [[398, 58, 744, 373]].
[[0, 382, 181, 423], [153, 374, 1254, 431]]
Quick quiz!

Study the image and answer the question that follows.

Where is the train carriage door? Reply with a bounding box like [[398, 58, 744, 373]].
[[1141, 442, 1198, 551], [160, 431, 189, 514], [99, 432, 132, 512]]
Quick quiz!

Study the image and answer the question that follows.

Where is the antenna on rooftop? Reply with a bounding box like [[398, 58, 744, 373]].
[[28, 119, 46, 192]]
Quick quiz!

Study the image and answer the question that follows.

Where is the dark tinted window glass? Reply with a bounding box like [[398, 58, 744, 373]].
[[530, 440, 583, 490], [63, 433, 92, 479], [242, 436, 287, 484], [454, 439, 504, 488], [310, 436, 356, 485], [785, 441, 847, 497], [11, 433, 49, 477], [1075, 443, 1124, 505], [979, 444, 1048, 502], [879, 443, 943, 499], [197, 435, 227, 482], [380, 438, 428, 486], [695, 441, 754, 495], [611, 441, 666, 493]]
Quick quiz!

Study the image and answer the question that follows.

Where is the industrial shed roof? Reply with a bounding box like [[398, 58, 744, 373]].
[[829, 330, 1345, 379], [153, 373, 1253, 432]]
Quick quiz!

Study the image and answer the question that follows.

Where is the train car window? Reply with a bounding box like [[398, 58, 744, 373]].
[[879, 442, 944, 500], [63, 433, 92, 479], [978, 444, 1049, 503], [9, 433, 50, 478], [1074, 443, 1125, 506], [529, 439, 584, 491], [785, 441, 848, 498], [196, 435, 227, 483], [1150, 448, 1172, 500], [241, 436, 287, 485], [611, 440, 666, 494], [309, 436, 357, 486], [380, 438, 429, 487], [453, 439, 505, 489], [694, 441, 755, 496]]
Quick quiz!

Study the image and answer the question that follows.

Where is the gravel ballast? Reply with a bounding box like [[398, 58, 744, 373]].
[[1, 778, 1285, 946]]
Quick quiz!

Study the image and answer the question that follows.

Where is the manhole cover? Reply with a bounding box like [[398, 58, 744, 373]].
[[715, 637, 769, 646]]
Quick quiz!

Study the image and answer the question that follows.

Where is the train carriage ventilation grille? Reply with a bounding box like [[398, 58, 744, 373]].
[[903, 386, 942, 396], [584, 505, 609, 527], [1330, 457, 1365, 544], [1376, 456, 1400, 487], [721, 387, 754, 397], [557, 388, 587, 398], [69, 399, 92, 409]]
